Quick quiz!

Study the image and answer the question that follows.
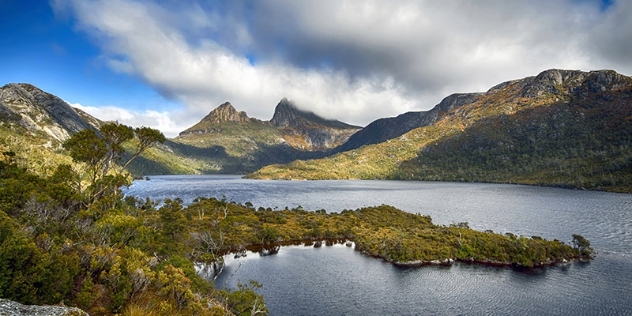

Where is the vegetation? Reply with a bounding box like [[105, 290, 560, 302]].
[[248, 72, 632, 193], [0, 133, 593, 315], [0, 124, 268, 315]]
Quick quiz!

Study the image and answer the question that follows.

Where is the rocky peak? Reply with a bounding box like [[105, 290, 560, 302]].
[[178, 102, 257, 136], [517, 69, 632, 98], [0, 83, 98, 141], [270, 98, 359, 130], [202, 102, 250, 124]]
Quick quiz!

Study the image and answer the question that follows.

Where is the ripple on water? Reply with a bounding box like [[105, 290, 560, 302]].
[[127, 176, 632, 316]]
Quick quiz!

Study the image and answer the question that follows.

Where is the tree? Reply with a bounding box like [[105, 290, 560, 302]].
[[63, 123, 165, 204], [121, 127, 166, 169], [572, 234, 594, 258]]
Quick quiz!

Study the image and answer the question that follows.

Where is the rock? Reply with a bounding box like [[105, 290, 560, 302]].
[[0, 83, 100, 141], [270, 98, 361, 150], [0, 299, 88, 316]]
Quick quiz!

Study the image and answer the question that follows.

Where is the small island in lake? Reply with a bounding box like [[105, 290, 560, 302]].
[[185, 198, 594, 269]]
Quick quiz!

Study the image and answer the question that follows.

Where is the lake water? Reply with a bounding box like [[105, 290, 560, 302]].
[[125, 175, 632, 315]]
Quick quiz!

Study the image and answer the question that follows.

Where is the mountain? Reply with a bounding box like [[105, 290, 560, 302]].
[[0, 83, 100, 141], [0, 83, 105, 176], [270, 98, 361, 150], [162, 98, 361, 174], [248, 69, 632, 192], [333, 93, 482, 153], [179, 102, 257, 135]]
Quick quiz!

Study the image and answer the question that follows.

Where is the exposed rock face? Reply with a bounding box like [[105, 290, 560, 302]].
[[270, 98, 361, 150], [270, 98, 358, 130], [202, 102, 251, 124], [179, 98, 361, 151], [179, 102, 256, 136], [0, 83, 98, 141], [0, 299, 88, 316]]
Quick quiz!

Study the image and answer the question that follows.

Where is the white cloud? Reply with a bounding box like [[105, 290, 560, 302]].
[[70, 102, 183, 137], [54, 0, 632, 136]]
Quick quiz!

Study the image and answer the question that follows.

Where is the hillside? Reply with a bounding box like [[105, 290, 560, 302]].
[[248, 69, 632, 193], [145, 98, 361, 175], [0, 83, 102, 175], [0, 84, 361, 176]]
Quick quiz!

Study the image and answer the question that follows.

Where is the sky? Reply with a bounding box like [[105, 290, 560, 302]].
[[1, 0, 630, 137]]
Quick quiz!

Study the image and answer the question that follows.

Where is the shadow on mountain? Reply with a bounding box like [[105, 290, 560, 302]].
[[126, 139, 330, 176], [394, 89, 632, 191]]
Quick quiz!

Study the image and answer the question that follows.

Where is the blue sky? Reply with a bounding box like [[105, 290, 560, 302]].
[[1, 0, 630, 137]]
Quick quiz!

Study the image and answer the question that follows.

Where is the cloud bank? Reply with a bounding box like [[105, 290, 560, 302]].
[[52, 0, 632, 137]]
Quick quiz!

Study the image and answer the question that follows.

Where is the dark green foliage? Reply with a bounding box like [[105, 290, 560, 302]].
[[0, 211, 43, 304], [572, 234, 594, 258], [0, 140, 265, 314]]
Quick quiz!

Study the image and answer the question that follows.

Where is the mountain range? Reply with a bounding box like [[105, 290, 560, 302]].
[[1, 68, 631, 192]]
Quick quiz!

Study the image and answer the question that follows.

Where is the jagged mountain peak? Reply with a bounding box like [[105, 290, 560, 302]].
[[204, 101, 251, 124], [179, 102, 255, 136], [270, 98, 360, 130]]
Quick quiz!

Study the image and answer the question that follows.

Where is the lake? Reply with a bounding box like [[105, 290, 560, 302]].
[[125, 175, 632, 315]]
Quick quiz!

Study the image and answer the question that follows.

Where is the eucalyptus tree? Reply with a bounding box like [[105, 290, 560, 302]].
[[62, 123, 165, 205]]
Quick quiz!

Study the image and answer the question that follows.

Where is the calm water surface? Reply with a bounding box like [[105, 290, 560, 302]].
[[125, 175, 632, 315]]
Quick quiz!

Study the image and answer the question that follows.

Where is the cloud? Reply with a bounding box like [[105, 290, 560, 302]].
[[70, 102, 183, 137], [53, 0, 632, 137]]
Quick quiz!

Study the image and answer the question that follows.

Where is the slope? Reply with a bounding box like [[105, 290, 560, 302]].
[[247, 69, 632, 192]]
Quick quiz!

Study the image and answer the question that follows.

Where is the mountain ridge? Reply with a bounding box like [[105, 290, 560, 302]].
[[177, 97, 361, 152], [248, 69, 632, 192], [0, 83, 100, 141]]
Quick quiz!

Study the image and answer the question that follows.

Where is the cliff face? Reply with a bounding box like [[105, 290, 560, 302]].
[[270, 98, 361, 150], [0, 83, 99, 141], [179, 102, 255, 136]]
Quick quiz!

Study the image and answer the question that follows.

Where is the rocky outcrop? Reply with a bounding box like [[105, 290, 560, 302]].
[[201, 102, 251, 124], [270, 98, 359, 130], [0, 83, 98, 141], [0, 299, 88, 316], [179, 102, 257, 136], [270, 98, 361, 150]]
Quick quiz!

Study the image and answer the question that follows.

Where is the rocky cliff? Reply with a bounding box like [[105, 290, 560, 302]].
[[179, 102, 256, 136], [0, 83, 99, 141], [270, 98, 361, 150]]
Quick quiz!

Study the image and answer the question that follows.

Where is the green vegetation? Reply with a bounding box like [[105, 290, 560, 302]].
[[0, 124, 268, 315], [123, 121, 328, 176], [248, 73, 632, 193], [0, 107, 596, 315]]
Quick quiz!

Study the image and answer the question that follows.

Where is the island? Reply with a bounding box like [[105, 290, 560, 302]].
[[0, 149, 593, 316]]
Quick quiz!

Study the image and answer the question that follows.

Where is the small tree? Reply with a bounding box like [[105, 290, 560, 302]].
[[572, 234, 594, 258], [63, 123, 165, 204]]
